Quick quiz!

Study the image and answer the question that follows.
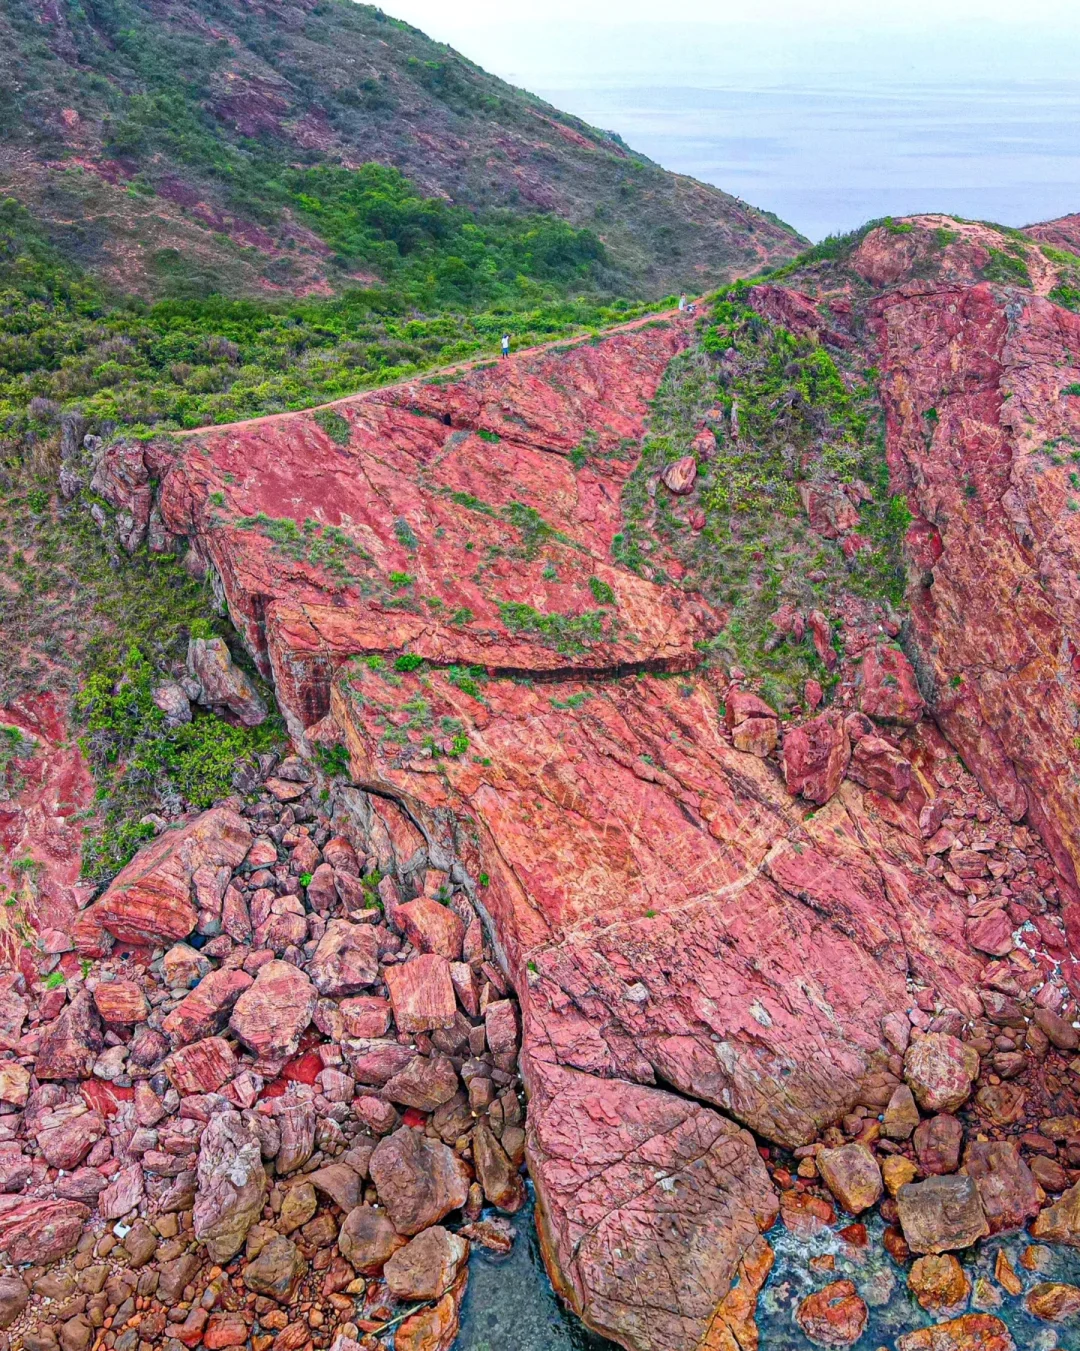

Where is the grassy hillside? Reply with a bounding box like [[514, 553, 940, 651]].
[[0, 0, 802, 302]]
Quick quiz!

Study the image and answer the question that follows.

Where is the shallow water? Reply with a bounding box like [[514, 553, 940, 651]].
[[459, 1189, 1080, 1350]]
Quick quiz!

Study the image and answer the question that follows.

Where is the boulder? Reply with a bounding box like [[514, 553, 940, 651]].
[[661, 455, 697, 495], [882, 1083, 920, 1141], [99, 1164, 145, 1221], [794, 1280, 868, 1347], [0, 1197, 89, 1264], [193, 1111, 266, 1263], [339, 995, 392, 1038], [908, 1254, 970, 1313], [897, 1175, 989, 1254], [242, 1235, 305, 1302], [338, 1205, 407, 1274], [904, 1033, 979, 1113], [383, 1055, 459, 1112], [1025, 1282, 1080, 1321], [229, 960, 316, 1061], [35, 991, 103, 1080], [847, 735, 912, 800], [858, 644, 924, 725], [817, 1143, 882, 1215], [895, 1316, 1015, 1350], [188, 636, 267, 726], [165, 1036, 237, 1094], [395, 897, 465, 960], [0, 1275, 28, 1329], [87, 807, 251, 945], [384, 1226, 469, 1301], [35, 1105, 105, 1170], [783, 710, 850, 805], [307, 920, 379, 996], [163, 967, 253, 1044], [962, 1140, 1039, 1234], [305, 1163, 363, 1212], [393, 1268, 467, 1351], [1031, 1179, 1080, 1245], [914, 1113, 964, 1176], [368, 1127, 470, 1236], [92, 979, 148, 1025], [472, 1122, 526, 1213], [383, 955, 457, 1033]]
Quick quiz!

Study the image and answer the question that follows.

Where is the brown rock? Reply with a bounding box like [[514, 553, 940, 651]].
[[229, 960, 316, 1060], [904, 1033, 979, 1113], [305, 1163, 363, 1212], [277, 1183, 317, 1235], [994, 1249, 1023, 1296], [99, 1163, 145, 1220], [883, 1156, 918, 1196], [189, 635, 267, 725], [1034, 1007, 1080, 1051], [36, 1105, 105, 1170], [384, 1226, 469, 1301], [782, 710, 850, 805], [393, 1267, 467, 1351], [243, 1235, 305, 1302], [203, 1313, 250, 1349], [92, 979, 147, 1025], [472, 1122, 526, 1213], [1025, 1282, 1080, 1321], [817, 1143, 882, 1215], [793, 1280, 868, 1347], [731, 715, 778, 757], [307, 920, 379, 996], [882, 1083, 921, 1141], [0, 1276, 28, 1329], [897, 1175, 989, 1254], [87, 806, 251, 945], [383, 955, 457, 1033], [0, 1062, 30, 1107], [895, 1314, 1015, 1351], [661, 455, 697, 495], [337, 1205, 406, 1274], [35, 991, 103, 1080], [368, 1127, 470, 1236], [1031, 1179, 1080, 1245], [962, 1140, 1039, 1234], [383, 1055, 459, 1112], [909, 1254, 970, 1312], [193, 1110, 266, 1263], [1030, 1154, 1070, 1194]]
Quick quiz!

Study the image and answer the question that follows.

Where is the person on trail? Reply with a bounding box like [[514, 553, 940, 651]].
[[678, 294, 687, 311], [501, 332, 510, 359]]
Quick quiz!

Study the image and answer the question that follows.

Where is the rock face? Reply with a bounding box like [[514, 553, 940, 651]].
[[145, 312, 1080, 1349]]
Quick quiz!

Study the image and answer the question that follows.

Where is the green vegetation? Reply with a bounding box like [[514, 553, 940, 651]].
[[497, 600, 617, 655], [76, 644, 282, 882], [313, 409, 353, 446], [982, 247, 1033, 288]]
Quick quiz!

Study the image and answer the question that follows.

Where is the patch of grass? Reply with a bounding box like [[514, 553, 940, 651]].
[[313, 408, 352, 446], [497, 599, 617, 654]]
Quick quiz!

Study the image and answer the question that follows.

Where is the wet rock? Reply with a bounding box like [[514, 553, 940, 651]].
[[882, 1084, 920, 1141], [909, 1253, 971, 1313], [368, 1127, 470, 1236], [793, 1280, 868, 1347], [782, 710, 850, 805], [384, 1226, 469, 1301], [962, 1140, 1039, 1235], [895, 1314, 1015, 1350], [307, 920, 379, 996], [229, 960, 316, 1061], [817, 1143, 882, 1215], [188, 636, 267, 725], [193, 1110, 266, 1263], [897, 1175, 989, 1254], [0, 1197, 89, 1264], [1025, 1282, 1080, 1321], [904, 1033, 979, 1113], [472, 1122, 526, 1213], [914, 1114, 964, 1175], [883, 1156, 918, 1196], [36, 991, 103, 1080], [86, 807, 251, 945], [1031, 1179, 1080, 1245], [383, 955, 457, 1033], [393, 1268, 467, 1351], [994, 1250, 1023, 1297], [243, 1234, 305, 1301]]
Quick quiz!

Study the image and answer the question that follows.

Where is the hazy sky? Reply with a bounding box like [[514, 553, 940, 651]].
[[379, 1, 1080, 239]]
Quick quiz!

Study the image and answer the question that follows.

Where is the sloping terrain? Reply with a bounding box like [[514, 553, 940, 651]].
[[0, 0, 801, 301]]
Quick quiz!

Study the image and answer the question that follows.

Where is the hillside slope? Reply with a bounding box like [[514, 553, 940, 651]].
[[0, 0, 802, 301]]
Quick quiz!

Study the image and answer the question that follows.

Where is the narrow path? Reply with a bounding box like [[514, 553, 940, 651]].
[[175, 301, 697, 439]]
